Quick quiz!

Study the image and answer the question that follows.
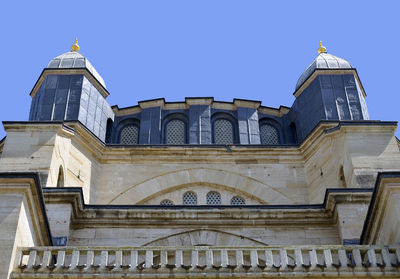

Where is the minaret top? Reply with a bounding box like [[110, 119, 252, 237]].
[[317, 41, 327, 54], [71, 38, 80, 52]]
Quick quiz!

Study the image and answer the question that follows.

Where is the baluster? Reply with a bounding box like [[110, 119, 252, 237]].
[[100, 251, 108, 269], [15, 250, 26, 269], [291, 249, 302, 269], [235, 250, 244, 269], [250, 250, 259, 269], [352, 249, 362, 268], [323, 249, 333, 269], [205, 250, 213, 269], [129, 250, 138, 271], [381, 248, 392, 267], [70, 250, 79, 270], [395, 248, 400, 266], [175, 250, 183, 268], [309, 249, 318, 270], [366, 249, 377, 267], [56, 250, 66, 269], [87, 251, 99, 268], [115, 250, 123, 270], [221, 250, 228, 268], [27, 250, 38, 269], [264, 250, 273, 270], [279, 249, 287, 270], [191, 250, 199, 269], [144, 250, 153, 269], [336, 249, 347, 268]]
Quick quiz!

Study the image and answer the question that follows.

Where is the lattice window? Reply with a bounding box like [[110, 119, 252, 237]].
[[231, 196, 246, 205], [183, 191, 197, 205], [206, 191, 221, 205], [160, 199, 174, 206], [166, 119, 185, 144], [214, 119, 234, 144], [120, 124, 139, 144], [260, 124, 279, 145]]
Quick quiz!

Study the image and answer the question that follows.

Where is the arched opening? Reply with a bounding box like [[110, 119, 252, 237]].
[[211, 113, 237, 144], [57, 166, 64, 188], [105, 118, 113, 143], [338, 165, 346, 187], [290, 122, 298, 144]]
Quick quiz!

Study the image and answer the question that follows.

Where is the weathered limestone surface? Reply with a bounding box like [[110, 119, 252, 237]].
[[0, 177, 51, 279]]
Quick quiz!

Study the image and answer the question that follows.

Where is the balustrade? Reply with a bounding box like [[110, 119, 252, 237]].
[[13, 245, 400, 277]]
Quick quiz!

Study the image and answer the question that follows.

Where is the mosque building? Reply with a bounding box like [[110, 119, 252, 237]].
[[0, 39, 400, 278]]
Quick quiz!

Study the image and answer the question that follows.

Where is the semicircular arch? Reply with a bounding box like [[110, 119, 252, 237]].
[[143, 229, 268, 247], [107, 168, 293, 205]]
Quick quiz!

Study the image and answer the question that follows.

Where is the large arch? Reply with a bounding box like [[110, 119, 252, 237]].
[[143, 229, 268, 247], [107, 167, 293, 205]]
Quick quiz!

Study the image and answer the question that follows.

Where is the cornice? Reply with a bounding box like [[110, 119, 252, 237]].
[[43, 187, 372, 228], [29, 68, 110, 99]]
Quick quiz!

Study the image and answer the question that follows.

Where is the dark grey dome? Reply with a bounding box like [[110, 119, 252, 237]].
[[47, 51, 106, 88], [295, 53, 352, 91]]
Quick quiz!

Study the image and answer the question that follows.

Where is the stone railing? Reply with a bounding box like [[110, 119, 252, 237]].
[[12, 245, 400, 278]]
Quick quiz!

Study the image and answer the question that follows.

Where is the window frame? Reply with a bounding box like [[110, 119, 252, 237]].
[[162, 113, 188, 144], [211, 113, 238, 144]]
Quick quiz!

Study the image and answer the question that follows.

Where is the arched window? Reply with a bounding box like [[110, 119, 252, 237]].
[[206, 191, 221, 205], [183, 191, 197, 205], [214, 119, 234, 144], [259, 123, 280, 145], [166, 119, 186, 144], [231, 196, 245, 205], [57, 166, 64, 188], [119, 124, 139, 144], [160, 199, 174, 206]]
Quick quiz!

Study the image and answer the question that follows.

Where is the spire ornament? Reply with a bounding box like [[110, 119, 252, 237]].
[[317, 41, 327, 54], [71, 38, 80, 52]]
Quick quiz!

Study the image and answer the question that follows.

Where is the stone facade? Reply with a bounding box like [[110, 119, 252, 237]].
[[0, 41, 400, 278]]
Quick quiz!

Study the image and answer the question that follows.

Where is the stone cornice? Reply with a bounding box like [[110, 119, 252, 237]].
[[43, 187, 372, 228], [2, 120, 397, 164]]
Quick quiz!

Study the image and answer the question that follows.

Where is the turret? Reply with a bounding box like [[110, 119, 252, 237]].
[[288, 42, 369, 142], [28, 39, 114, 141]]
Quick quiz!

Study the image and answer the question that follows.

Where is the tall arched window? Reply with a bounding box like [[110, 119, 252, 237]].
[[183, 191, 197, 205], [206, 191, 221, 205], [57, 166, 64, 188], [119, 124, 139, 144], [259, 123, 280, 145], [214, 119, 234, 144], [166, 119, 186, 144]]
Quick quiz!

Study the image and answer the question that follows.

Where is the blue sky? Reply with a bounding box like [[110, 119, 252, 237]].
[[0, 1, 399, 139]]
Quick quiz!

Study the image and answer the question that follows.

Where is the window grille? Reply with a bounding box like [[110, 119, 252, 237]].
[[214, 119, 234, 144], [160, 199, 174, 206], [183, 191, 197, 205], [206, 191, 221, 205], [120, 124, 139, 144], [260, 124, 279, 145], [231, 196, 246, 205], [166, 119, 185, 144]]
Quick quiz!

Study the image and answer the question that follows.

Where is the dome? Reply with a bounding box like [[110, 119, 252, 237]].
[[295, 52, 352, 92], [46, 50, 106, 89]]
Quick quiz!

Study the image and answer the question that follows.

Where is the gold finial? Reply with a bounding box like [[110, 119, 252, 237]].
[[317, 41, 327, 54], [71, 38, 80, 52]]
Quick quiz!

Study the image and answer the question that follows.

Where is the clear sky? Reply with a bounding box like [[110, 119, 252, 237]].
[[0, 1, 399, 139]]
